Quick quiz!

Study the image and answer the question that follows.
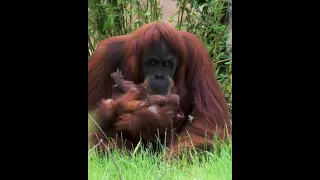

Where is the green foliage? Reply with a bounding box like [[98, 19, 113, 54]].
[[88, 0, 163, 56], [88, 0, 232, 118]]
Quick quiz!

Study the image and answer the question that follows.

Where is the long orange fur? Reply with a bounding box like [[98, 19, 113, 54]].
[[88, 22, 232, 157]]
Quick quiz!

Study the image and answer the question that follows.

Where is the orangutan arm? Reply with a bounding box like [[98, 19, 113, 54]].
[[88, 36, 127, 110], [114, 94, 182, 141], [167, 31, 232, 157], [114, 108, 173, 141]]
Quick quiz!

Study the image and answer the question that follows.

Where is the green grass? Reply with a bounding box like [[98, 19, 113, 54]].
[[88, 139, 232, 180]]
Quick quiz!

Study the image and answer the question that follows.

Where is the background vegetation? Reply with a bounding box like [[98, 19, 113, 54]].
[[88, 0, 232, 179]]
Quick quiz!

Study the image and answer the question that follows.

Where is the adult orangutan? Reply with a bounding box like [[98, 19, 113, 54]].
[[88, 21, 232, 156]]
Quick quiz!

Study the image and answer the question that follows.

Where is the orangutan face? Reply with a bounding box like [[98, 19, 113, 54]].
[[141, 40, 178, 96]]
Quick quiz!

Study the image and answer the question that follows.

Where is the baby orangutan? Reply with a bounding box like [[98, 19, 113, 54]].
[[96, 68, 184, 146]]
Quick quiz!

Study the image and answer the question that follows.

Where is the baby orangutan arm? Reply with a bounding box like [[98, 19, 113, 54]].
[[95, 69, 145, 124], [111, 68, 138, 93], [143, 94, 180, 110]]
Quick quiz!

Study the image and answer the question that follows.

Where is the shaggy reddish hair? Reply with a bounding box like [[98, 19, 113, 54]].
[[88, 22, 232, 155]]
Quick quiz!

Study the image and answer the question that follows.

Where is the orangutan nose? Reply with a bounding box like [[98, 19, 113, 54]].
[[154, 74, 165, 80]]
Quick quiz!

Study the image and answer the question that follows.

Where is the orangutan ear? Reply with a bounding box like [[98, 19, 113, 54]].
[[88, 37, 127, 110]]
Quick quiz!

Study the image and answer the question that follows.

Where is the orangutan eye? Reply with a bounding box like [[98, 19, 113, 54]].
[[163, 61, 169, 67], [149, 58, 158, 65]]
